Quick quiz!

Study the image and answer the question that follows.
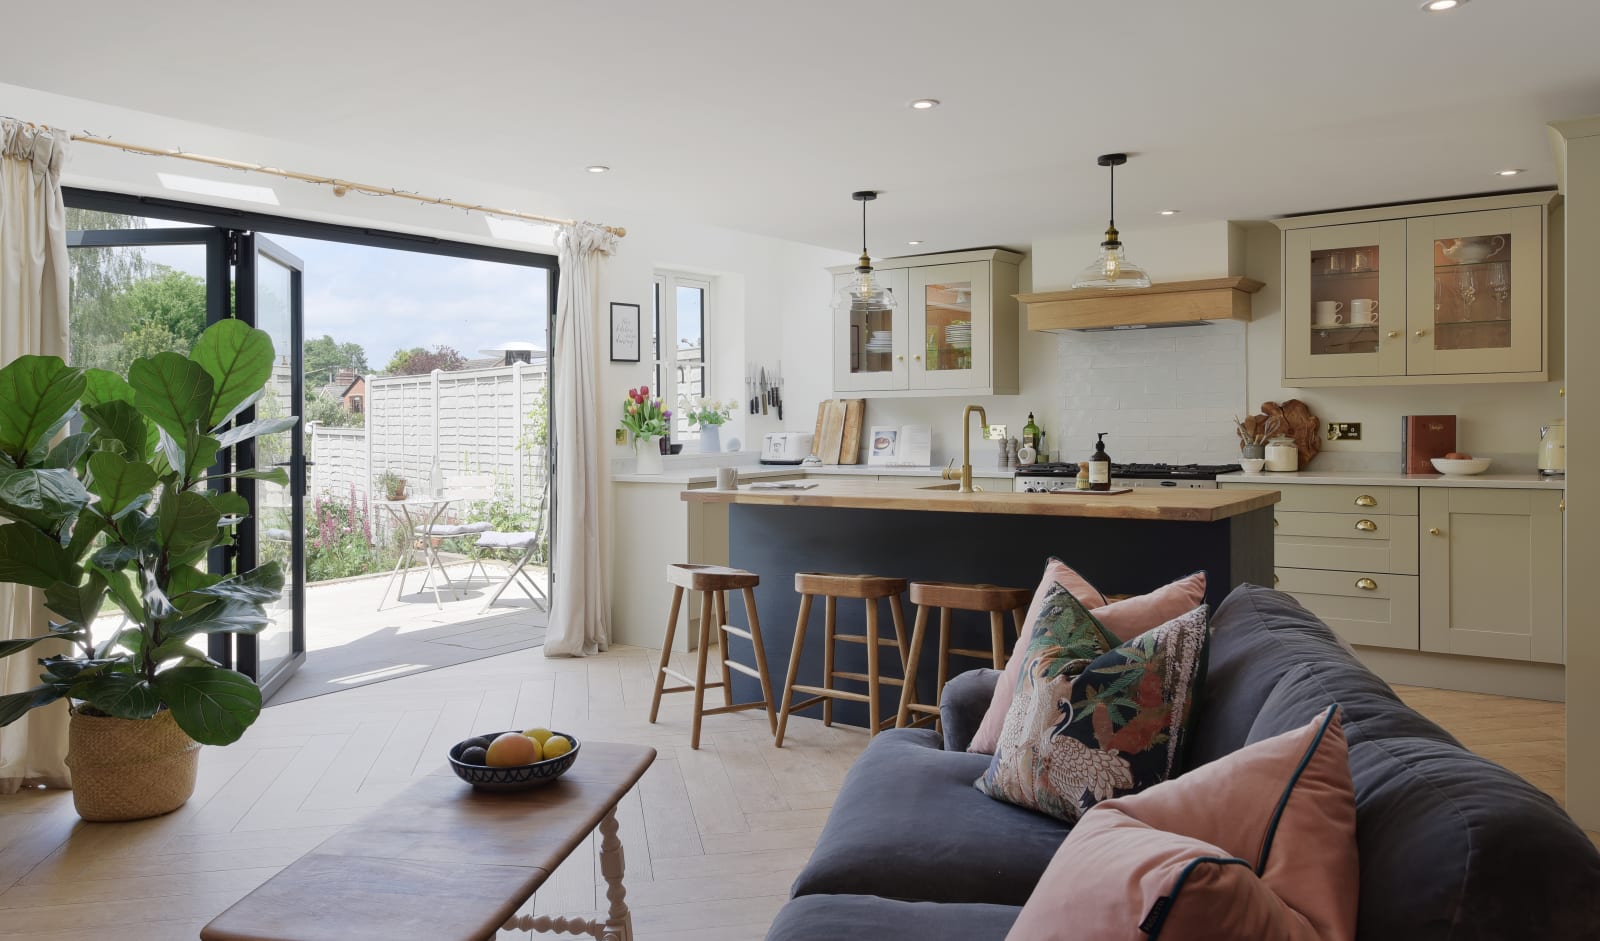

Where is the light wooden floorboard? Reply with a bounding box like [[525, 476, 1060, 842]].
[[0, 649, 1585, 940]]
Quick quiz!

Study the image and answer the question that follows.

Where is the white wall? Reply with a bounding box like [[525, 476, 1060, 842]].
[[1243, 223, 1564, 472]]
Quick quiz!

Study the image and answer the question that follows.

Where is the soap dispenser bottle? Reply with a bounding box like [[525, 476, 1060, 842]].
[[1089, 433, 1112, 491]]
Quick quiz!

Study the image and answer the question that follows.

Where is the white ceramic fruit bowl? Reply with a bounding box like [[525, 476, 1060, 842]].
[[448, 731, 581, 791], [1239, 458, 1268, 475], [1430, 457, 1492, 476]]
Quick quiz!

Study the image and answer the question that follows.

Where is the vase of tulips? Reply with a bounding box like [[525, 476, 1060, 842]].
[[621, 386, 671, 475], [687, 399, 733, 453]]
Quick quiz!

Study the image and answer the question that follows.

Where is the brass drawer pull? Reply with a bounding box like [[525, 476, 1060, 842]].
[[1355, 519, 1378, 532], [1354, 494, 1377, 507], [1355, 577, 1378, 591], [1428, 527, 1441, 535], [1274, 517, 1279, 528]]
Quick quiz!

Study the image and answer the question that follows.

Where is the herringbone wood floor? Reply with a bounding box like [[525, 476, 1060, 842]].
[[0, 645, 1585, 941]]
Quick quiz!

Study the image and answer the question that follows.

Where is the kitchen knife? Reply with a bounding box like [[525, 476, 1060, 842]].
[[760, 368, 769, 415]]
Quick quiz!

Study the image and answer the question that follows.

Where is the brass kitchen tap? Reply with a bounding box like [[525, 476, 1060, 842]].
[[941, 405, 988, 493]]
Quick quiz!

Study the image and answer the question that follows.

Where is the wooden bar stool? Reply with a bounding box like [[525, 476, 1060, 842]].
[[648, 563, 778, 750], [774, 572, 911, 747], [896, 581, 1033, 729]]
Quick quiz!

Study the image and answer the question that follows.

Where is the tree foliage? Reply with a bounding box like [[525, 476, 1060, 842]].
[[303, 388, 363, 427], [303, 334, 369, 384], [384, 345, 466, 375]]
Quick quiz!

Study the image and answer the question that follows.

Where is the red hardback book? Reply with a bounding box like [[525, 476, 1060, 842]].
[[1401, 415, 1457, 474]]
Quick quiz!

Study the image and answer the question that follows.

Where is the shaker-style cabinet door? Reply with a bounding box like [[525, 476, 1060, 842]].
[[908, 262, 991, 391], [833, 267, 909, 392], [1419, 488, 1564, 663], [1405, 206, 1545, 377], [1283, 220, 1408, 382]]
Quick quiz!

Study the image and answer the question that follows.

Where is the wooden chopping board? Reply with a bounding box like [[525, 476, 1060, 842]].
[[817, 399, 847, 465], [839, 399, 865, 464]]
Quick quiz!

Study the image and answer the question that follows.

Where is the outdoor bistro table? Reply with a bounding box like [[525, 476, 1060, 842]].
[[376, 496, 456, 610]]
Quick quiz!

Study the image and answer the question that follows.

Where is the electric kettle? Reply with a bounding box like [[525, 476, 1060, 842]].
[[1539, 419, 1565, 477]]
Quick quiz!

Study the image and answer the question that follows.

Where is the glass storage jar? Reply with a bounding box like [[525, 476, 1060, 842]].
[[1264, 436, 1299, 472]]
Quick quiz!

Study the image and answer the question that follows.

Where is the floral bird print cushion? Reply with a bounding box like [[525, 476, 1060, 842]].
[[976, 584, 1210, 823]]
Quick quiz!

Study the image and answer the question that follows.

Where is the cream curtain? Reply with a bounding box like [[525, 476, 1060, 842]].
[[543, 222, 618, 658], [0, 120, 72, 793]]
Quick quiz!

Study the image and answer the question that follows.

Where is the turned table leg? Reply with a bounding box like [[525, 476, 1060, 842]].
[[598, 807, 632, 941]]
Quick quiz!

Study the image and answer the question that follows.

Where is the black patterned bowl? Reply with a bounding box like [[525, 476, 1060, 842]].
[[448, 731, 581, 791]]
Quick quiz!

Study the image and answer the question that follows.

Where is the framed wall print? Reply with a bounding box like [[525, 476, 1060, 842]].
[[610, 302, 641, 362]]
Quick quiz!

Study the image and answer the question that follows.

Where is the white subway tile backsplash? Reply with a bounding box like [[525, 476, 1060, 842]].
[[1056, 322, 1247, 465]]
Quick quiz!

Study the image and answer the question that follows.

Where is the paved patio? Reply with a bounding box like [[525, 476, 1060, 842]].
[[270, 561, 548, 704]]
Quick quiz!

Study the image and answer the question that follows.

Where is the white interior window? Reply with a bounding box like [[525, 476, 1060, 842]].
[[651, 271, 710, 440]]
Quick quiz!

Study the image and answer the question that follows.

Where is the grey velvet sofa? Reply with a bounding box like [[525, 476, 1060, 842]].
[[766, 584, 1600, 941]]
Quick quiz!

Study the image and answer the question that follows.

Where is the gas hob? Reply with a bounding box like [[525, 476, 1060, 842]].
[[1013, 462, 1242, 492]]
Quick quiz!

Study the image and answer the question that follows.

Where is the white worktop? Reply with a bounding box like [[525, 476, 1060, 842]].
[[1219, 469, 1565, 490]]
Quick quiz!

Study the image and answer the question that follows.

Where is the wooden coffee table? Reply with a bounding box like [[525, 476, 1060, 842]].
[[201, 742, 656, 941]]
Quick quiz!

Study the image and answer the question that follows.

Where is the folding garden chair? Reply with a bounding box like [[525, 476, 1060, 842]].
[[476, 486, 549, 614]]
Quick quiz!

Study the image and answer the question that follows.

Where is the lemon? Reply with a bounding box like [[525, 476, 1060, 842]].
[[542, 734, 574, 759], [522, 727, 555, 746]]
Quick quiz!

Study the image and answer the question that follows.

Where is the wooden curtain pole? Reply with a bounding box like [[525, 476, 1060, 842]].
[[67, 133, 626, 238]]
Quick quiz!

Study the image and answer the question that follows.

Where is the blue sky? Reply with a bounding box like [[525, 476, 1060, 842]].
[[143, 231, 550, 371]]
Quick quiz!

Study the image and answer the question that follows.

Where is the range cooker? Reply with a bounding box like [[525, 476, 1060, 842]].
[[1014, 462, 1243, 493]]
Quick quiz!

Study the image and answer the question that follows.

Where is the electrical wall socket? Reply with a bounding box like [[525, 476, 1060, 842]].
[[1327, 422, 1362, 441], [986, 424, 1008, 440], [616, 428, 626, 446]]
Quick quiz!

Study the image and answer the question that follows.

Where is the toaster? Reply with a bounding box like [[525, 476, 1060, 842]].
[[761, 432, 814, 465]]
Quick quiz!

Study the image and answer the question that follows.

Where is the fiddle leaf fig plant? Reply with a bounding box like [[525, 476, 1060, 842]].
[[0, 319, 295, 746]]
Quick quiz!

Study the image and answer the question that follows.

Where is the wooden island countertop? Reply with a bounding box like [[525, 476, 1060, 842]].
[[683, 478, 1279, 523]]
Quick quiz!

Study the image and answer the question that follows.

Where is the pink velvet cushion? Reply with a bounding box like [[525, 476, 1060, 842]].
[[1004, 706, 1358, 941], [967, 562, 1205, 754]]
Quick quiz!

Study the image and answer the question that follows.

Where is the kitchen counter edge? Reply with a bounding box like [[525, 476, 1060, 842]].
[[1217, 470, 1564, 490]]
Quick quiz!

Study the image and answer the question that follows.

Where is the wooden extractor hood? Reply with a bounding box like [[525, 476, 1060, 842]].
[[1019, 277, 1265, 332]]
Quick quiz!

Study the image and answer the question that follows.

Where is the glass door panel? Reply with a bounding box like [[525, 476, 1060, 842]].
[[833, 268, 908, 392], [1406, 207, 1543, 375], [910, 262, 990, 390], [236, 234, 307, 696], [1283, 220, 1406, 381]]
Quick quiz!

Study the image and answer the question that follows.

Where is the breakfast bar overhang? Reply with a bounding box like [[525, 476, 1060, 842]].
[[681, 481, 1280, 730]]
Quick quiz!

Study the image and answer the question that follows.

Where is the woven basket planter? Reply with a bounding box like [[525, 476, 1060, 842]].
[[65, 708, 200, 822]]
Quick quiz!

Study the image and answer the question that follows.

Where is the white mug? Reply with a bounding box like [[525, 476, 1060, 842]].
[[1313, 300, 1345, 326], [1351, 298, 1380, 323]]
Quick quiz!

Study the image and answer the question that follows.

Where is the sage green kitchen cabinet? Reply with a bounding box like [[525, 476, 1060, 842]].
[[831, 248, 1021, 397], [1419, 488, 1564, 663], [1277, 191, 1555, 387]]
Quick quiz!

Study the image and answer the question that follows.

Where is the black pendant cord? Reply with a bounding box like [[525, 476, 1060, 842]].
[[1108, 161, 1116, 230], [861, 197, 869, 256]]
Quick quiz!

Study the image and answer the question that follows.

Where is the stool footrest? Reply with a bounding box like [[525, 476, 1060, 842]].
[[831, 670, 905, 687], [833, 634, 903, 647], [904, 702, 940, 716], [948, 646, 1002, 661], [785, 694, 826, 713], [720, 625, 753, 641], [789, 684, 870, 704], [701, 701, 770, 718], [725, 659, 763, 680]]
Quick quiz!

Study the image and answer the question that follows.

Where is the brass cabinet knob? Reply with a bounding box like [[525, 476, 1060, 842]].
[[1274, 573, 1280, 586], [1355, 519, 1378, 532], [1387, 330, 1401, 338], [896, 355, 905, 361], [1354, 494, 1377, 507], [1560, 499, 1565, 512], [914, 354, 922, 361], [1355, 577, 1378, 591], [1274, 517, 1279, 528], [1415, 329, 1427, 337], [1428, 527, 1442, 535]]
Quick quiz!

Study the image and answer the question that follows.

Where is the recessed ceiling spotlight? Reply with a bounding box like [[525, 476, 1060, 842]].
[[1495, 168, 1524, 176], [909, 99, 941, 110], [1159, 209, 1180, 216], [908, 240, 924, 245], [1421, 0, 1464, 10], [586, 165, 610, 174]]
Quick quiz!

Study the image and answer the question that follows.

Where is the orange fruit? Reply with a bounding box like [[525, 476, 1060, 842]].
[[486, 731, 541, 766]]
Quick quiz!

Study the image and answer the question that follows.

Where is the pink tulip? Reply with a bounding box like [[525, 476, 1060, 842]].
[[639, 385, 649, 396]]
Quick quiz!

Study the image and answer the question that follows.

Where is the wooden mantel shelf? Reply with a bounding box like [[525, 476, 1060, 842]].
[[1019, 276, 1265, 332]]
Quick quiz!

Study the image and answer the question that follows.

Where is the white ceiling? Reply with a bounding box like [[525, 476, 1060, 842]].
[[5, 0, 1599, 254]]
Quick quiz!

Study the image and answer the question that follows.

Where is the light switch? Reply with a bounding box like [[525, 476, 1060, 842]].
[[1327, 422, 1361, 441]]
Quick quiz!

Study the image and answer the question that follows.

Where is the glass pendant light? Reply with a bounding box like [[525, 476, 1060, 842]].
[[1072, 153, 1152, 289], [834, 190, 897, 312]]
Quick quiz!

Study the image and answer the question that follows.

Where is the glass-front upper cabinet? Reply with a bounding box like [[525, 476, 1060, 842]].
[[909, 261, 991, 391], [833, 267, 909, 393], [1283, 220, 1408, 381], [1406, 206, 1544, 376]]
